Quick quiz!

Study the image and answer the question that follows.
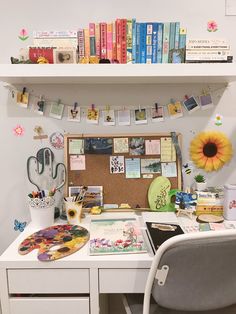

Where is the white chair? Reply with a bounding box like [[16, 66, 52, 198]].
[[124, 229, 236, 314]]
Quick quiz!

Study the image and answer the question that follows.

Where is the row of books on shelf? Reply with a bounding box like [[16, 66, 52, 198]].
[[185, 38, 233, 63], [23, 19, 187, 64]]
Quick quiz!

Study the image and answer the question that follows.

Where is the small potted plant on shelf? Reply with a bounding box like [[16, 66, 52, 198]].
[[194, 173, 207, 191]]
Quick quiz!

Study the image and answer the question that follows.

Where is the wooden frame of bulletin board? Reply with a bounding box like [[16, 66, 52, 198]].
[[64, 133, 182, 208]]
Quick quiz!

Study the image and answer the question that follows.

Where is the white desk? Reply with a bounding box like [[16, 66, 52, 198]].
[[0, 212, 220, 314]]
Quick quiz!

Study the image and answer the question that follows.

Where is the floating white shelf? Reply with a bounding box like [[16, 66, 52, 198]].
[[0, 63, 236, 84]]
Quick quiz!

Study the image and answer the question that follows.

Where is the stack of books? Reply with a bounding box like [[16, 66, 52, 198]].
[[195, 188, 224, 216], [185, 38, 233, 63]]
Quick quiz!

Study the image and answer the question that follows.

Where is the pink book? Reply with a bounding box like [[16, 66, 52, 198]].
[[95, 24, 100, 58], [100, 22, 107, 59], [107, 23, 113, 61]]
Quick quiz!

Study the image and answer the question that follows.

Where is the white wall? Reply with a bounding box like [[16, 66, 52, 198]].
[[0, 0, 236, 254]]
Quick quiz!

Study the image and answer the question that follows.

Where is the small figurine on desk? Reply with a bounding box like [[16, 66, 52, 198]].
[[175, 191, 197, 219]]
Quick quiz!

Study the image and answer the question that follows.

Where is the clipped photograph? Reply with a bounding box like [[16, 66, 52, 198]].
[[183, 96, 200, 114], [134, 108, 147, 124], [151, 106, 164, 122]]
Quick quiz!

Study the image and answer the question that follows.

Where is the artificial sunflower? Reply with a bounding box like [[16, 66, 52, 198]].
[[190, 131, 233, 172], [67, 209, 77, 218]]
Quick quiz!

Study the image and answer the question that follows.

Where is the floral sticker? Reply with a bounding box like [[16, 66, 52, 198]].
[[207, 20, 218, 32], [18, 28, 29, 41], [214, 114, 223, 126], [13, 125, 24, 136]]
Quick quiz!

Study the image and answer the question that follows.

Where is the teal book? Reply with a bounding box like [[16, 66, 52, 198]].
[[179, 27, 187, 49], [162, 22, 170, 63], [140, 23, 147, 63], [152, 23, 158, 63], [135, 23, 141, 63], [174, 22, 180, 49], [157, 23, 163, 63]]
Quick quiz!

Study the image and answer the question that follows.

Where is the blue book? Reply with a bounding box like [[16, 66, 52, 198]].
[[157, 23, 163, 63], [162, 22, 170, 63], [179, 27, 187, 49], [174, 22, 180, 49], [169, 22, 176, 52], [146, 23, 153, 64], [152, 23, 158, 63], [132, 18, 136, 63], [135, 23, 141, 63], [140, 23, 147, 63]]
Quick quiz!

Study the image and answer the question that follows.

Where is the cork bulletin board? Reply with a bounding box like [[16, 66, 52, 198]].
[[64, 133, 182, 208]]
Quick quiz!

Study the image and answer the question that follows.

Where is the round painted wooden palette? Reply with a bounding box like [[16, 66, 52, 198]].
[[18, 224, 89, 261]]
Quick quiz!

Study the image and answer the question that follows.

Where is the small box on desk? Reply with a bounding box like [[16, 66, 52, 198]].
[[195, 205, 223, 216]]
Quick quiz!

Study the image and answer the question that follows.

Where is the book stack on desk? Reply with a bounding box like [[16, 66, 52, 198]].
[[195, 189, 224, 216]]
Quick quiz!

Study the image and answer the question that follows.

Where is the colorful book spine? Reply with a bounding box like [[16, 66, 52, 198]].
[[77, 29, 85, 61], [112, 21, 117, 61], [100, 22, 107, 59], [169, 22, 176, 52], [146, 23, 153, 64], [95, 24, 100, 58], [89, 23, 96, 56], [162, 22, 170, 63], [135, 23, 141, 63], [151, 23, 158, 63], [132, 19, 136, 63], [174, 22, 180, 49], [116, 19, 122, 63], [140, 23, 147, 63], [126, 19, 133, 63], [84, 28, 90, 58], [121, 19, 127, 64], [179, 27, 187, 49], [107, 23, 113, 61], [157, 23, 163, 63]]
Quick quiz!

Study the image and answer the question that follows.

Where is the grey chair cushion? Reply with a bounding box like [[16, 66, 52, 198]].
[[125, 294, 236, 314], [152, 236, 236, 311]]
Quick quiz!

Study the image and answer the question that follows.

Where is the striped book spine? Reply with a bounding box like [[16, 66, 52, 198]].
[[89, 23, 96, 56], [112, 21, 117, 61], [140, 22, 147, 63], [162, 22, 170, 63], [95, 24, 101, 58], [107, 23, 113, 61], [126, 19, 133, 63], [157, 23, 163, 63], [152, 23, 158, 63], [78, 29, 85, 61], [121, 18, 127, 63], [132, 19, 136, 63], [84, 28, 90, 58], [146, 23, 153, 64], [135, 23, 141, 63], [116, 19, 122, 63], [100, 22, 107, 59], [174, 22, 180, 49]]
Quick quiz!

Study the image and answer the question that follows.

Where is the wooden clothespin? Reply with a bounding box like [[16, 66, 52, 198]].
[[184, 95, 189, 101], [20, 87, 26, 102], [155, 102, 158, 113]]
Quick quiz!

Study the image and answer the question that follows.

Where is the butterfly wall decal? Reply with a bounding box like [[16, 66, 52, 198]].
[[14, 219, 26, 232]]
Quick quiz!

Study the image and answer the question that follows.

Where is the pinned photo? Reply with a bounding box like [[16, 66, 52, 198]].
[[17, 88, 29, 108], [49, 101, 64, 119], [134, 108, 147, 124], [102, 109, 115, 126], [129, 137, 145, 155], [183, 95, 200, 114], [68, 103, 80, 122]]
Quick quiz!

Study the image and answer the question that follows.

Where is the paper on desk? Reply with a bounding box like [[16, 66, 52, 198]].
[[142, 212, 179, 224]]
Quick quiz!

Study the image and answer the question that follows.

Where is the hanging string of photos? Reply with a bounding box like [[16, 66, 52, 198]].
[[5, 83, 227, 126]]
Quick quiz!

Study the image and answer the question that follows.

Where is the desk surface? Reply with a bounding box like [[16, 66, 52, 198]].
[[0, 212, 231, 269]]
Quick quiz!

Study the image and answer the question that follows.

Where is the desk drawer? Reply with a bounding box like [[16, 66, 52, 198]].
[[10, 297, 89, 314], [8, 269, 89, 293], [99, 268, 149, 293]]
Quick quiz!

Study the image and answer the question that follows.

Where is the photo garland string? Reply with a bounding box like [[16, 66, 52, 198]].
[[5, 84, 227, 125]]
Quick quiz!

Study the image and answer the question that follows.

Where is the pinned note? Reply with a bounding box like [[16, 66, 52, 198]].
[[145, 139, 160, 155], [160, 138, 176, 162], [70, 155, 86, 171], [69, 139, 84, 154]]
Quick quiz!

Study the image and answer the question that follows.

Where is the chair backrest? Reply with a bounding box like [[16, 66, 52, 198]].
[[143, 230, 236, 314]]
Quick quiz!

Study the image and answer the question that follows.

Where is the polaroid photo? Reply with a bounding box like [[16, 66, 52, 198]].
[[54, 48, 76, 64], [134, 108, 147, 124], [86, 108, 99, 124], [49, 102, 65, 119], [200, 92, 214, 110], [16, 90, 29, 108], [102, 109, 115, 126], [183, 96, 200, 114], [117, 109, 131, 126], [167, 101, 184, 119], [34, 98, 45, 115], [151, 106, 164, 122], [68, 105, 81, 122]]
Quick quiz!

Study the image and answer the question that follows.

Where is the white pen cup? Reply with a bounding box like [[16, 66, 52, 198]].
[[28, 196, 55, 228], [64, 200, 83, 224]]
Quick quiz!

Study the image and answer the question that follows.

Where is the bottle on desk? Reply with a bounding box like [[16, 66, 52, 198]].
[[223, 184, 236, 220]]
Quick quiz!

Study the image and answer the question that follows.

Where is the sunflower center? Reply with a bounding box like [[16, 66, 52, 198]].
[[203, 142, 217, 157]]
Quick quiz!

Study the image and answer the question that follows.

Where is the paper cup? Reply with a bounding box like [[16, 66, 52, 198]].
[[64, 201, 82, 224], [29, 197, 55, 228]]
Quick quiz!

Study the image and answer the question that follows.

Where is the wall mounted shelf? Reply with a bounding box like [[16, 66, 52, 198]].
[[0, 63, 236, 85]]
